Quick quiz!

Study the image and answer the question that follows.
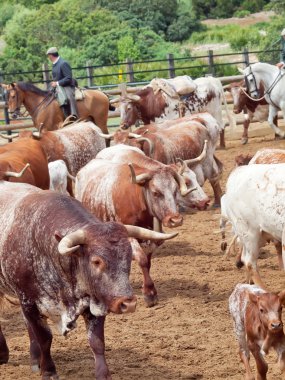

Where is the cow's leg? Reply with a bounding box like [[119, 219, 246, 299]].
[[21, 303, 58, 380], [219, 130, 225, 149], [82, 311, 111, 380], [209, 177, 222, 207], [241, 117, 250, 145], [241, 237, 268, 290], [249, 342, 268, 380], [268, 106, 285, 137], [0, 325, 9, 365], [26, 323, 41, 372], [273, 240, 283, 269], [239, 350, 254, 380], [129, 238, 158, 307]]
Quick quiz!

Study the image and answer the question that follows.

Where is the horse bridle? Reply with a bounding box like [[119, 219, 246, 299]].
[[244, 65, 284, 105], [5, 85, 56, 119]]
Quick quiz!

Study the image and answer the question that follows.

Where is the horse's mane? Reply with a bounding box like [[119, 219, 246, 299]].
[[16, 82, 48, 96]]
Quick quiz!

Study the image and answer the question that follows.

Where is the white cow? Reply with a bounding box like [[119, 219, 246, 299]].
[[48, 160, 75, 194], [221, 163, 285, 289]]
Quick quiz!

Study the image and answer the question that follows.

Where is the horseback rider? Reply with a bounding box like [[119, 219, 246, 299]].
[[276, 29, 285, 69], [46, 47, 79, 119]]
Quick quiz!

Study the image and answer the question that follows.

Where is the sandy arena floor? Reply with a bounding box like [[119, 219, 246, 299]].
[[1, 133, 285, 380]]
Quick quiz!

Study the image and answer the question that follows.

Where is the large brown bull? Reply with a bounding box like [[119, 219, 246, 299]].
[[0, 181, 173, 379], [75, 157, 186, 306]]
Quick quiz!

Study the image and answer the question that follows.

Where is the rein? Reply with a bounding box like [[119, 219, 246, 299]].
[[7, 87, 56, 118], [241, 68, 284, 104]]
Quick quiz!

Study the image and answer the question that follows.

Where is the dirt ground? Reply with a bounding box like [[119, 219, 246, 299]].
[[1, 131, 285, 380]]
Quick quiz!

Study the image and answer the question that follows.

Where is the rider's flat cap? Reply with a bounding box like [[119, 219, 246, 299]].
[[281, 29, 285, 36], [46, 47, 58, 55]]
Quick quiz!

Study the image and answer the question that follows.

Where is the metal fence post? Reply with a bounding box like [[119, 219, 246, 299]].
[[126, 58, 134, 83], [86, 60, 93, 88], [208, 50, 215, 76], [167, 53, 175, 78], [243, 48, 250, 67], [42, 63, 50, 90]]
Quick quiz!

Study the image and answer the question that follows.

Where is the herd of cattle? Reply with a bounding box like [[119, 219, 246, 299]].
[[0, 73, 285, 380]]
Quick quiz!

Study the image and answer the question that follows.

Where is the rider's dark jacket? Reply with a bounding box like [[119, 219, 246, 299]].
[[52, 57, 74, 87]]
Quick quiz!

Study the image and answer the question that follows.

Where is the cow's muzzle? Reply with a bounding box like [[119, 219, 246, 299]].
[[109, 296, 137, 314], [163, 214, 183, 228], [195, 198, 210, 211]]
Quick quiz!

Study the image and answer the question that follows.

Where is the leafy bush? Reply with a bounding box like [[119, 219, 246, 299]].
[[234, 10, 251, 17]]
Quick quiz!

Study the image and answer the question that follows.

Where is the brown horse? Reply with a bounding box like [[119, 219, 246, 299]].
[[1, 82, 110, 133]]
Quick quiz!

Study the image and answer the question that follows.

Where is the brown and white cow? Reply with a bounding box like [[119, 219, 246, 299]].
[[0, 138, 49, 189], [229, 284, 285, 380], [0, 181, 173, 379], [101, 113, 223, 206], [225, 81, 278, 145], [17, 121, 106, 176], [111, 77, 234, 148], [75, 157, 186, 306], [97, 144, 210, 212]]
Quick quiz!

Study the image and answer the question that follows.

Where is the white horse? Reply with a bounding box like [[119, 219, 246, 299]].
[[240, 62, 285, 138]]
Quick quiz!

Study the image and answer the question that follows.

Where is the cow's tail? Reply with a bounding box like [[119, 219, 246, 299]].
[[219, 80, 236, 130]]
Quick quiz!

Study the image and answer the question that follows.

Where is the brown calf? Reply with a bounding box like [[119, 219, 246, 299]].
[[229, 284, 285, 380]]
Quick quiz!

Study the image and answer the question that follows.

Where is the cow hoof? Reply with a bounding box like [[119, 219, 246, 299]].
[[144, 294, 158, 308], [241, 138, 248, 145], [221, 241, 227, 252], [236, 260, 244, 269], [31, 363, 40, 372], [217, 145, 226, 150], [42, 373, 59, 380], [0, 350, 9, 365]]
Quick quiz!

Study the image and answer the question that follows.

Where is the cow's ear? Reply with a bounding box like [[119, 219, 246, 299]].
[[54, 231, 63, 242], [248, 292, 258, 305], [279, 290, 285, 305]]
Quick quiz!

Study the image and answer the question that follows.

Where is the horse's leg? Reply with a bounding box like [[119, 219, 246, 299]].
[[268, 106, 285, 137]]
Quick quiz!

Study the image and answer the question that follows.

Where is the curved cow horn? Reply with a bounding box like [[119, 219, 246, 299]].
[[136, 137, 154, 157], [238, 67, 245, 74], [126, 94, 141, 102], [129, 132, 142, 138], [110, 97, 121, 104], [0, 133, 19, 140], [185, 140, 208, 166], [128, 163, 152, 184], [4, 163, 30, 178], [172, 171, 193, 197], [223, 84, 231, 90], [175, 158, 188, 175], [58, 229, 86, 255], [98, 132, 114, 140], [124, 225, 178, 241], [33, 122, 44, 139]]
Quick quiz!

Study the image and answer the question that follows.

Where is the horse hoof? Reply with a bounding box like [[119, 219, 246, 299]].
[[241, 138, 248, 145], [144, 294, 158, 308]]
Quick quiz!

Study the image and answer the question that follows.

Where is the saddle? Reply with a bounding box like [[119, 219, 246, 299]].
[[74, 87, 86, 101], [149, 75, 197, 99], [55, 86, 86, 107]]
